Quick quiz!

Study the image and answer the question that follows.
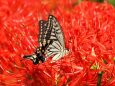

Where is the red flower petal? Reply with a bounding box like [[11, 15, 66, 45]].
[[0, 0, 115, 85]]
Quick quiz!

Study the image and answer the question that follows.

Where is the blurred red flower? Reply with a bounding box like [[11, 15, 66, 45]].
[[0, 0, 115, 86]]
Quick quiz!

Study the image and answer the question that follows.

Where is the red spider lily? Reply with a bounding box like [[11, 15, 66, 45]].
[[0, 0, 115, 86]]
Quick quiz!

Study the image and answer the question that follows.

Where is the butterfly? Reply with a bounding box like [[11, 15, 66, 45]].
[[23, 15, 69, 64]]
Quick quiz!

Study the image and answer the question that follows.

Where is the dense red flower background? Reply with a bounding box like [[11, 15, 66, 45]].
[[0, 0, 115, 86]]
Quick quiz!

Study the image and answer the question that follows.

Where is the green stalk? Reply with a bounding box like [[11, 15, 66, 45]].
[[96, 0, 104, 3], [97, 71, 103, 86]]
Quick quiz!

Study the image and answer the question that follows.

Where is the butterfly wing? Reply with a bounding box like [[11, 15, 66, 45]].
[[50, 15, 65, 47], [45, 15, 68, 61], [38, 20, 48, 47], [38, 16, 54, 55]]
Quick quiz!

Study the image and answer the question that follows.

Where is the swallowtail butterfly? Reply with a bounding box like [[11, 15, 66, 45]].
[[23, 15, 68, 64]]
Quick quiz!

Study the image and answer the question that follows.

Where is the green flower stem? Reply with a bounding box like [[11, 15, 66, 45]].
[[97, 71, 103, 86]]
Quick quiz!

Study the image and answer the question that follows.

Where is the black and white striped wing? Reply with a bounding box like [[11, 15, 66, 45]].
[[45, 15, 68, 61], [38, 20, 47, 47], [38, 17, 53, 54], [48, 15, 65, 47]]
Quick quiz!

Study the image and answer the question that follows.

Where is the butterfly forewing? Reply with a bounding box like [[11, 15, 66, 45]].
[[38, 16, 54, 55], [49, 15, 65, 48], [44, 15, 68, 60], [39, 20, 48, 46]]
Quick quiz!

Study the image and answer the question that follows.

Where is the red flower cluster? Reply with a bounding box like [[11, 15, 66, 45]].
[[0, 0, 115, 86]]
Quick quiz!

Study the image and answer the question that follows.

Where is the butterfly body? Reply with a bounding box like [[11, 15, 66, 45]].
[[23, 15, 69, 64]]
